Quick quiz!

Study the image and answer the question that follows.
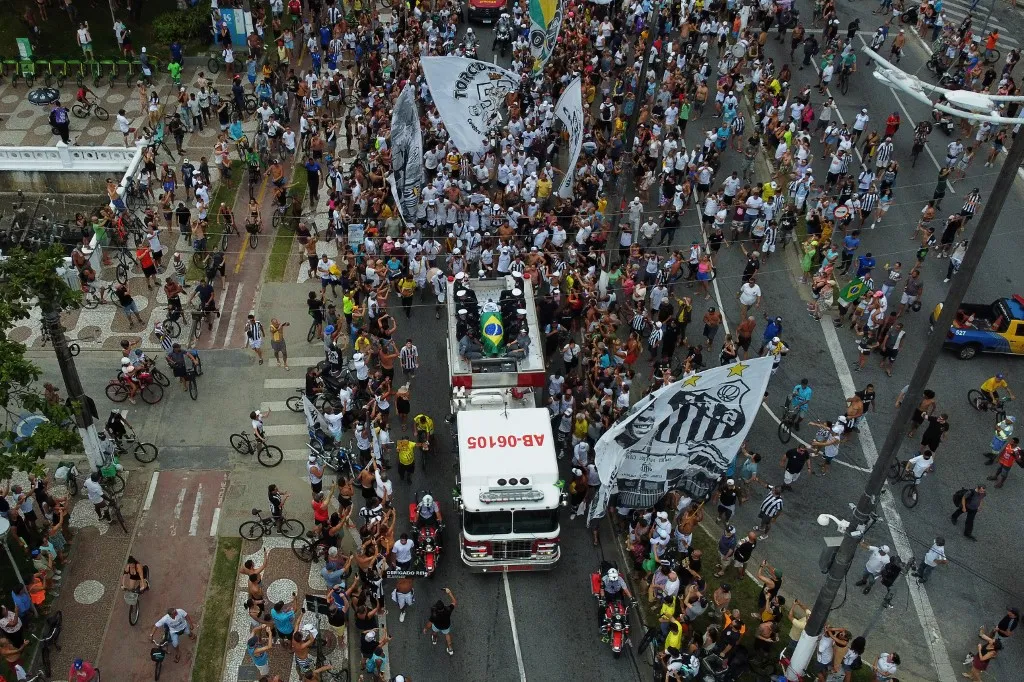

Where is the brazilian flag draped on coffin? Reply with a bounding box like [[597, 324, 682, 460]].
[[587, 357, 774, 523], [481, 305, 505, 356]]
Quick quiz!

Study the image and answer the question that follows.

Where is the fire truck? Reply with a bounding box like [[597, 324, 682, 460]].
[[446, 274, 565, 571]]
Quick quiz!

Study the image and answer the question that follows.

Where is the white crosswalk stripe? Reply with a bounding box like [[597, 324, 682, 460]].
[[939, 0, 1020, 46]]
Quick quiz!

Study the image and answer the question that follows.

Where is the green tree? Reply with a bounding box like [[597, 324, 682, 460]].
[[0, 246, 84, 479]]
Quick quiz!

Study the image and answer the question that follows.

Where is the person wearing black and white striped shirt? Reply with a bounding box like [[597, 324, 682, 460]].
[[648, 321, 664, 360], [960, 188, 982, 222], [754, 486, 785, 540], [874, 137, 894, 175], [859, 188, 878, 225], [245, 314, 265, 365], [631, 308, 651, 336], [399, 339, 419, 378]]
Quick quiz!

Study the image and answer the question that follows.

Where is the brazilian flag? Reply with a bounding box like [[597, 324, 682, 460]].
[[838, 277, 867, 303], [481, 310, 505, 356]]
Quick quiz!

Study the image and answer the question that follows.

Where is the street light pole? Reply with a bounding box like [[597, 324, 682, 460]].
[[785, 116, 1024, 681]]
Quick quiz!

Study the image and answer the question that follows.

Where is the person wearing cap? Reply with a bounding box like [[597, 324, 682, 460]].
[[68, 658, 99, 682], [715, 479, 740, 522], [854, 542, 891, 593], [567, 467, 588, 519]]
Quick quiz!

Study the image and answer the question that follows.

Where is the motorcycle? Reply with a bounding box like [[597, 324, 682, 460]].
[[901, 6, 919, 24], [932, 107, 955, 135], [409, 493, 443, 577], [591, 564, 632, 658]]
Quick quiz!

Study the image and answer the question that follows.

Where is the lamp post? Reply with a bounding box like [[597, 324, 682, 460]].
[[0, 517, 37, 617], [785, 47, 1024, 681]]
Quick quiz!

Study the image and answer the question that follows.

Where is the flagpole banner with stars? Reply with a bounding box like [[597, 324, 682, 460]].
[[588, 357, 774, 524]]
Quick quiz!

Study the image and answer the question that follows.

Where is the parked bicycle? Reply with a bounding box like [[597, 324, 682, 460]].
[[238, 507, 305, 540], [32, 611, 63, 678], [81, 283, 116, 309], [40, 325, 80, 356], [71, 100, 109, 121], [292, 529, 331, 563], [229, 431, 284, 467]]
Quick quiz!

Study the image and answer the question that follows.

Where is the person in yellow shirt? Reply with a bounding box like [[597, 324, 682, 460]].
[[396, 439, 416, 482], [596, 195, 608, 215], [413, 413, 434, 453], [981, 373, 1014, 405], [761, 181, 776, 203], [397, 275, 416, 318], [537, 175, 552, 199]]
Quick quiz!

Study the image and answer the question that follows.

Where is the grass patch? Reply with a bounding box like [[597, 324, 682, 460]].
[[192, 535, 242, 682], [6, 0, 207, 62], [631, 523, 873, 681], [265, 169, 309, 282], [187, 161, 240, 282]]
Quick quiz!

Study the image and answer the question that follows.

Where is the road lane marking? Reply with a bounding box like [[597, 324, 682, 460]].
[[189, 484, 204, 536], [818, 316, 956, 682], [259, 401, 291, 412], [224, 282, 244, 347], [758, 403, 871, 473], [283, 449, 309, 461], [143, 471, 160, 512], [502, 572, 528, 682], [264, 378, 304, 389], [264, 423, 308, 436], [171, 487, 187, 536], [209, 507, 221, 537]]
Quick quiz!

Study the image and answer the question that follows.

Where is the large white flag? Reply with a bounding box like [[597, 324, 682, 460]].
[[587, 357, 774, 523], [389, 84, 423, 224], [420, 56, 521, 154], [554, 76, 583, 199]]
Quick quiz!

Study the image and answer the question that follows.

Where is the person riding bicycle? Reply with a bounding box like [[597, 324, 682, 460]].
[[167, 342, 199, 388], [68, 658, 99, 682], [105, 409, 132, 442], [413, 413, 435, 452], [788, 379, 813, 430], [75, 85, 98, 107], [150, 608, 196, 663], [903, 450, 935, 484], [981, 373, 1015, 406], [251, 408, 270, 444], [121, 554, 149, 593], [217, 202, 236, 234], [268, 158, 286, 188], [839, 48, 857, 78], [245, 197, 263, 235], [119, 357, 141, 402]]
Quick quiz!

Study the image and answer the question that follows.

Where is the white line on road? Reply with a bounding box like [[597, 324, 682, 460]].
[[264, 423, 309, 436], [209, 507, 221, 537], [283, 449, 310, 461], [286, 357, 327, 366], [817, 317, 956, 682], [143, 471, 160, 512], [758, 403, 872, 473], [189, 484, 204, 536], [264, 378, 304, 389], [260, 401, 291, 412], [212, 283, 232, 340], [502, 571, 528, 682], [171, 487, 187, 536], [224, 282, 244, 346]]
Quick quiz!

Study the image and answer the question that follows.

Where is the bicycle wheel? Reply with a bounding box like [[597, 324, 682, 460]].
[[220, 232, 230, 251], [134, 442, 159, 463], [967, 389, 985, 411], [140, 382, 164, 404], [72, 103, 89, 118], [887, 460, 903, 483], [106, 382, 130, 402], [239, 520, 266, 540], [151, 368, 171, 387], [901, 483, 919, 508], [94, 105, 109, 121], [230, 433, 251, 453], [188, 374, 198, 401], [116, 263, 129, 284], [257, 444, 283, 467], [244, 94, 258, 113], [83, 291, 100, 309], [286, 394, 304, 412], [272, 212, 282, 229], [192, 250, 206, 267], [207, 57, 220, 73], [106, 473, 126, 495], [279, 518, 306, 538], [840, 74, 850, 95], [162, 318, 181, 338], [68, 343, 81, 356], [154, 657, 162, 681], [249, 232, 258, 248], [307, 320, 318, 343], [777, 418, 792, 444], [292, 536, 315, 562], [129, 600, 140, 625]]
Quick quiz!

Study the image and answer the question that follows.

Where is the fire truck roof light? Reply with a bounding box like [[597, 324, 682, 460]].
[[478, 488, 545, 504]]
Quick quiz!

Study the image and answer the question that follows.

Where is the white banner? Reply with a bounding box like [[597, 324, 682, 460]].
[[587, 357, 774, 523], [554, 76, 583, 199], [529, 0, 565, 73], [389, 84, 423, 224], [420, 56, 521, 154]]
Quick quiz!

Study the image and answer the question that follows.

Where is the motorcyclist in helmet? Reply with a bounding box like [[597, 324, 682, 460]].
[[416, 493, 442, 528], [598, 566, 633, 624]]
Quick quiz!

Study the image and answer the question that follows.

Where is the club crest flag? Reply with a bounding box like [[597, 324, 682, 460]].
[[420, 57, 521, 154], [554, 76, 583, 199], [389, 84, 424, 225], [529, 0, 564, 73], [587, 357, 774, 524]]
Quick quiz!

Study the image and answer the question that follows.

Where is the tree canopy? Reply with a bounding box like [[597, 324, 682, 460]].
[[0, 246, 84, 479]]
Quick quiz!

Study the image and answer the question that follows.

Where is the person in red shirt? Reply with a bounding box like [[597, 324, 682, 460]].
[[135, 244, 157, 289], [69, 658, 99, 682], [884, 112, 901, 138], [988, 437, 1021, 488]]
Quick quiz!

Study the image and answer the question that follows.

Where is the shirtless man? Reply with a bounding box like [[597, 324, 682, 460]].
[[240, 548, 268, 615], [393, 575, 415, 623], [906, 389, 937, 438]]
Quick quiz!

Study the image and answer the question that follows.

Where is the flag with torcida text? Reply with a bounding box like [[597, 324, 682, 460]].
[[588, 357, 774, 524]]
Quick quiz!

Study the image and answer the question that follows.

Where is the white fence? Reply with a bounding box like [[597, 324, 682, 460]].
[[0, 143, 141, 175]]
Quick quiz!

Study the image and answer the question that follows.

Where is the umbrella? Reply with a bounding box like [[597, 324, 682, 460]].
[[27, 87, 60, 106]]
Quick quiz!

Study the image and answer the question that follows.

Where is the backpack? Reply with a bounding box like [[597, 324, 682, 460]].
[[952, 487, 970, 507]]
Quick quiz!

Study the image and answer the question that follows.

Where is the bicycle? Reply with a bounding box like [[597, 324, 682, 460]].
[[40, 325, 80, 356], [229, 431, 284, 467], [887, 457, 926, 508], [81, 283, 116, 309], [124, 584, 144, 625], [161, 310, 183, 340], [151, 625, 170, 680], [967, 390, 1011, 423], [110, 427, 159, 464], [105, 490, 128, 532], [32, 611, 62, 678], [984, 47, 1001, 65], [292, 530, 331, 562], [308, 440, 362, 477], [71, 100, 109, 121], [777, 403, 802, 443], [106, 372, 165, 405], [238, 507, 305, 540], [837, 66, 851, 95]]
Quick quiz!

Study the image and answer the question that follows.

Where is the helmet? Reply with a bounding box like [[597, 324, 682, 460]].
[[772, 336, 781, 344], [421, 494, 434, 507], [121, 357, 131, 367], [606, 567, 620, 582], [1008, 416, 1017, 423], [997, 373, 1005, 379]]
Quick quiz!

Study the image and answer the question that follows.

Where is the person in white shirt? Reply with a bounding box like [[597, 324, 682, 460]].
[[391, 533, 416, 569], [151, 608, 196, 660], [83, 473, 109, 520], [913, 536, 947, 583], [116, 110, 133, 146], [737, 278, 762, 318], [904, 451, 934, 483], [855, 544, 890, 592]]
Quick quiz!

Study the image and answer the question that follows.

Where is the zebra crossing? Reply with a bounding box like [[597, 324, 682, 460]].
[[939, 0, 1020, 47], [258, 356, 325, 461]]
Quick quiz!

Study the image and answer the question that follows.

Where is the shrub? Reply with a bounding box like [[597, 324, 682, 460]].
[[152, 1, 212, 46]]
